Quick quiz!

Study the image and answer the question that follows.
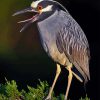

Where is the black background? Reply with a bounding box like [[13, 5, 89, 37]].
[[0, 0, 99, 100]]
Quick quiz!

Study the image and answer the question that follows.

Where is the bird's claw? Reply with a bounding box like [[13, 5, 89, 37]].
[[44, 95, 51, 100]]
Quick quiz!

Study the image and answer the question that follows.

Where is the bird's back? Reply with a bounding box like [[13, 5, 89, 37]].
[[37, 10, 90, 83]]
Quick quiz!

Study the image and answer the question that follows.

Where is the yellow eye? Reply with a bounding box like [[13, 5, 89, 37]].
[[38, 5, 43, 10]]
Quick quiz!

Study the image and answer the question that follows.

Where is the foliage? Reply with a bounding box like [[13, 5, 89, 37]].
[[0, 80, 90, 100]]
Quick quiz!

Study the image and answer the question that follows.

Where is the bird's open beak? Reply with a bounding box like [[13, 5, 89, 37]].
[[13, 7, 39, 32]]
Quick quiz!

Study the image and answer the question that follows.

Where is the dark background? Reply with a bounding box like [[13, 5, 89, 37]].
[[0, 0, 99, 100]]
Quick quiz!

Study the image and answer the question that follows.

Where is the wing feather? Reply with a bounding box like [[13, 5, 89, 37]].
[[56, 10, 90, 83]]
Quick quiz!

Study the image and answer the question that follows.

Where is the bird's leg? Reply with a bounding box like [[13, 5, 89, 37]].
[[65, 65, 83, 83], [65, 63, 73, 100], [45, 64, 61, 100]]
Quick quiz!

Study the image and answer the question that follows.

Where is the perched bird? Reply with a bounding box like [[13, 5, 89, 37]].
[[13, 0, 90, 99]]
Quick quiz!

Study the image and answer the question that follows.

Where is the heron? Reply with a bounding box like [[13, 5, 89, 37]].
[[13, 0, 90, 99]]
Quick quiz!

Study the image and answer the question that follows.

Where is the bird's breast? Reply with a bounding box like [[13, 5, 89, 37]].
[[37, 22, 70, 66]]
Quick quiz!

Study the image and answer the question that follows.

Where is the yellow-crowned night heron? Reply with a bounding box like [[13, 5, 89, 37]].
[[13, 0, 90, 99]]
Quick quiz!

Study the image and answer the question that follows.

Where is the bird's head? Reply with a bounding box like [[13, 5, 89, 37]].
[[13, 0, 67, 32]]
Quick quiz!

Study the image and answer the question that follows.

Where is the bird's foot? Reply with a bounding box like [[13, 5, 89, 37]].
[[44, 95, 51, 100], [64, 96, 68, 100]]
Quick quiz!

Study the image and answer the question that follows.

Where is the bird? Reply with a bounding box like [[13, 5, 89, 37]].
[[13, 0, 90, 99]]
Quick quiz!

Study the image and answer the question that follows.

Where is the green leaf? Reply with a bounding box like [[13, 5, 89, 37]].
[[0, 80, 90, 100]]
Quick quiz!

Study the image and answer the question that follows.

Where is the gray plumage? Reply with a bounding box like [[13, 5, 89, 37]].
[[37, 10, 90, 83], [13, 1, 90, 99]]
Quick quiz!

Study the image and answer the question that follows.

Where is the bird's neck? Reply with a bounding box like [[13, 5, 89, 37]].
[[37, 10, 58, 22]]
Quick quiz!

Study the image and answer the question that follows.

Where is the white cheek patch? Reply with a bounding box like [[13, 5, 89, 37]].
[[31, 0, 43, 8], [41, 5, 53, 12]]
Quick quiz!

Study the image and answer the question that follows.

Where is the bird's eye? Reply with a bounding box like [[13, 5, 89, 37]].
[[38, 5, 43, 10]]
